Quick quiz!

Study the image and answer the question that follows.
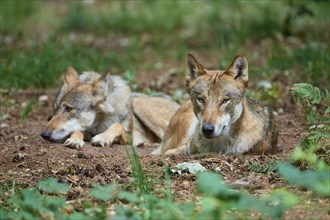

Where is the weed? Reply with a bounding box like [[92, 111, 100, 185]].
[[268, 43, 330, 88], [20, 96, 35, 120], [270, 83, 330, 198], [1, 1, 328, 88], [0, 1, 38, 34], [125, 144, 150, 194], [197, 172, 299, 219], [278, 163, 329, 196], [291, 83, 330, 123], [248, 161, 278, 173], [61, 1, 191, 34]]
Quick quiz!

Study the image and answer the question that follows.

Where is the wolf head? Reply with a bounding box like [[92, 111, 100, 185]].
[[41, 67, 119, 143], [186, 53, 248, 139]]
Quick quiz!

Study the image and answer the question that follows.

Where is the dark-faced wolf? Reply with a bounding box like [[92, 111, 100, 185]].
[[158, 53, 278, 155]]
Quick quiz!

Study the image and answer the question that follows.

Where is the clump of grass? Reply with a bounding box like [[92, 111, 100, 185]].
[[268, 43, 330, 88], [61, 1, 192, 34], [125, 144, 150, 194], [0, 39, 143, 88], [1, 1, 328, 89], [20, 96, 35, 120], [0, 1, 38, 35]]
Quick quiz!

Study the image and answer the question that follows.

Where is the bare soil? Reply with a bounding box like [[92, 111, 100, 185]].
[[0, 75, 329, 219]]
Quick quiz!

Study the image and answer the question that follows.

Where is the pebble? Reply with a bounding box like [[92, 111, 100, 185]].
[[38, 95, 49, 106], [0, 123, 9, 128]]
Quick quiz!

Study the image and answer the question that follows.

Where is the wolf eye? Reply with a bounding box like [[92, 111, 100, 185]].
[[221, 98, 230, 105], [197, 97, 205, 104], [64, 105, 74, 112]]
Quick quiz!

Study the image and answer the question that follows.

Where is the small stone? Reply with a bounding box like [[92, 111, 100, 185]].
[[256, 80, 272, 90], [38, 95, 49, 106], [0, 123, 9, 128]]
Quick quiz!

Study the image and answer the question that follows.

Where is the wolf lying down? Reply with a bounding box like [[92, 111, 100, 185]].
[[156, 53, 278, 155], [41, 67, 179, 149]]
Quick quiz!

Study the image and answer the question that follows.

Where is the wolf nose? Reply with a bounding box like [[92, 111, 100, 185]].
[[202, 123, 215, 136], [40, 131, 51, 140]]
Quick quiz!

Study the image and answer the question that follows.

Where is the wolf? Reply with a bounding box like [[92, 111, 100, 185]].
[[40, 67, 179, 149], [158, 53, 278, 155]]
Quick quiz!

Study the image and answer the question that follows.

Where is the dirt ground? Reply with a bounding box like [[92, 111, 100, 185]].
[[0, 74, 329, 219]]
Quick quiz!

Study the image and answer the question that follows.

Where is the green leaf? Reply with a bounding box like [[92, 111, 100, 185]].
[[291, 83, 323, 104], [278, 163, 330, 196], [197, 172, 241, 201], [20, 96, 36, 120], [326, 106, 330, 114], [38, 178, 70, 194], [113, 205, 140, 220], [21, 188, 45, 210], [118, 191, 141, 203], [44, 196, 67, 211], [238, 190, 299, 218], [68, 212, 90, 220], [248, 162, 278, 173], [88, 183, 117, 201]]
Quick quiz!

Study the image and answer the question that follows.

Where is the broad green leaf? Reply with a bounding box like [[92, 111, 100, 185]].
[[326, 106, 330, 114], [118, 191, 140, 203], [21, 188, 46, 211], [44, 196, 67, 211], [38, 178, 70, 194], [278, 163, 330, 196], [197, 172, 241, 201], [68, 212, 90, 220], [88, 183, 117, 201]]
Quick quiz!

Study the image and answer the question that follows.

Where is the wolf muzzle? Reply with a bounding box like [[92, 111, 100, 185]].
[[201, 123, 215, 137], [41, 130, 52, 140]]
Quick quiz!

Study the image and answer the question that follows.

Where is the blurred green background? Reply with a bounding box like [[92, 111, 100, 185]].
[[0, 0, 329, 89]]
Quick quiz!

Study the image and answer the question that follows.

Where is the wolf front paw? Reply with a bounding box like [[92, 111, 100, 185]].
[[164, 148, 182, 155], [64, 137, 85, 149], [91, 134, 112, 147]]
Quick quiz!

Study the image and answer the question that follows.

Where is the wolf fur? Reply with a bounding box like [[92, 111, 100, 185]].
[[41, 67, 179, 149], [158, 53, 278, 155]]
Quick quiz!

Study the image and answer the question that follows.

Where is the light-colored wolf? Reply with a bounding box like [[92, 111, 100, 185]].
[[41, 67, 179, 149], [158, 53, 278, 155]]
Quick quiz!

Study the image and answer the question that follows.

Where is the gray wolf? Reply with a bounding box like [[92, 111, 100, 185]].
[[41, 67, 179, 149]]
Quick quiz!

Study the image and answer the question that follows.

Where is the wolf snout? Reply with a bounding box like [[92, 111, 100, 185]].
[[41, 130, 52, 140], [202, 123, 215, 137]]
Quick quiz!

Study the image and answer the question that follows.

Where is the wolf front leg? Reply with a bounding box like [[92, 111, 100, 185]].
[[91, 123, 128, 147], [64, 131, 85, 149], [164, 144, 195, 156]]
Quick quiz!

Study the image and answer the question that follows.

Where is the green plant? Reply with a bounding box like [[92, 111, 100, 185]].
[[197, 172, 299, 219], [61, 1, 191, 34], [290, 83, 329, 169], [0, 1, 38, 34], [278, 163, 329, 197], [125, 145, 150, 194], [248, 161, 278, 173], [291, 83, 330, 123], [20, 96, 35, 120], [0, 179, 70, 220], [272, 83, 330, 198]]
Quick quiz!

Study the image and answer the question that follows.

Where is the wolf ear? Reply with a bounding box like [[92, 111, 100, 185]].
[[64, 67, 79, 85], [92, 73, 113, 96], [186, 53, 206, 83], [227, 55, 248, 85], [54, 67, 79, 109]]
